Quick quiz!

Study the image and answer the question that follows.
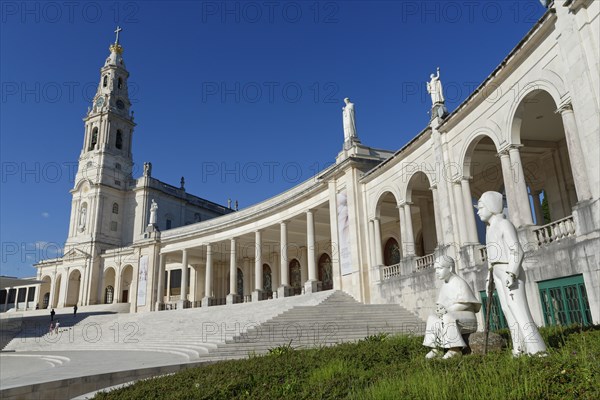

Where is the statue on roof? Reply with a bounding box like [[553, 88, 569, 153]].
[[427, 67, 445, 106]]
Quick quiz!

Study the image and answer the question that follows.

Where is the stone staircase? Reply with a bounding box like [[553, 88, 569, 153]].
[[204, 290, 425, 360], [3, 291, 424, 362]]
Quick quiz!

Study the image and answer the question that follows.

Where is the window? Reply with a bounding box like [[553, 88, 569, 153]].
[[103, 75, 108, 87], [115, 163, 122, 170], [166, 219, 172, 230], [118, 77, 123, 89], [116, 130, 123, 149], [480, 290, 508, 331], [43, 292, 50, 308], [263, 264, 272, 293], [110, 221, 118, 231], [538, 275, 592, 326], [112, 203, 119, 214], [105, 286, 114, 304], [89, 128, 98, 151], [384, 238, 400, 266]]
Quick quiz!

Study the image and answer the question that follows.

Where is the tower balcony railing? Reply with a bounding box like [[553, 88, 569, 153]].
[[533, 215, 575, 247]]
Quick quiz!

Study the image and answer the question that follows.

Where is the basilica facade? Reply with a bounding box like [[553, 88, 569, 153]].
[[31, 1, 599, 329]]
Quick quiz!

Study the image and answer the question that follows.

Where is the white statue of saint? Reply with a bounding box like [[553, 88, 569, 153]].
[[342, 97, 357, 142], [426, 67, 445, 106], [149, 199, 158, 225], [423, 256, 481, 359], [78, 206, 87, 232], [477, 191, 547, 356]]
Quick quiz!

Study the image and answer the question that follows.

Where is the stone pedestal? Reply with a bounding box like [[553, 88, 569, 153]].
[[304, 280, 321, 294], [277, 285, 294, 298], [252, 289, 265, 302], [201, 296, 214, 308], [573, 198, 599, 235], [176, 300, 188, 310], [226, 294, 242, 305]]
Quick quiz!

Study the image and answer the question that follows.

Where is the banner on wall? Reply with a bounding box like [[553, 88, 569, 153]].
[[137, 255, 148, 306], [337, 191, 352, 276]]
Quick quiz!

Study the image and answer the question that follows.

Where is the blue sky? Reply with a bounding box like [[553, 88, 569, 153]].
[[0, 0, 547, 277]]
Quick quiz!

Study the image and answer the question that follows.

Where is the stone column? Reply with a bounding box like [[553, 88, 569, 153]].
[[165, 269, 171, 300], [202, 244, 213, 307], [305, 210, 319, 293], [373, 218, 384, 265], [155, 253, 166, 309], [114, 267, 122, 303], [24, 287, 30, 310], [508, 145, 534, 226], [253, 231, 263, 301], [3, 288, 9, 312], [450, 181, 468, 244], [430, 185, 444, 245], [460, 178, 479, 243], [499, 150, 521, 227], [402, 203, 415, 256], [179, 249, 188, 308], [253, 239, 259, 290], [557, 103, 592, 201], [227, 238, 238, 305], [278, 222, 290, 298], [368, 219, 376, 266]]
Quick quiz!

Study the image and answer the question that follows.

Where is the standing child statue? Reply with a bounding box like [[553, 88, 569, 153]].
[[477, 191, 547, 356], [423, 256, 481, 359]]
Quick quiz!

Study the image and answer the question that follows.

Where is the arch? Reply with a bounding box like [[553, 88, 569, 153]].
[[373, 187, 401, 219], [459, 130, 502, 179], [66, 269, 82, 307], [117, 77, 123, 89], [103, 75, 108, 87], [120, 265, 134, 303], [404, 171, 438, 255], [507, 79, 565, 145], [39, 275, 51, 309], [89, 127, 98, 151], [103, 267, 116, 303], [289, 259, 302, 295], [509, 89, 576, 222], [318, 253, 333, 290], [105, 286, 114, 304], [383, 238, 400, 266]]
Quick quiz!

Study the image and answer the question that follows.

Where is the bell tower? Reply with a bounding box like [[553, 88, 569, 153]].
[[66, 27, 136, 248]]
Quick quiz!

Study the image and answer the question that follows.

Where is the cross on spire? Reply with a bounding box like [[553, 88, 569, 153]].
[[114, 26, 123, 44]]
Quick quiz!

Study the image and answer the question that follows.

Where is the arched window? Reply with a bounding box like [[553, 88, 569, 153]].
[[263, 264, 272, 293], [89, 128, 98, 151], [289, 259, 302, 295], [116, 130, 123, 149], [43, 292, 50, 309], [118, 77, 123, 89], [384, 238, 400, 266], [112, 203, 119, 214], [103, 75, 108, 87], [318, 253, 333, 290], [105, 285, 114, 304]]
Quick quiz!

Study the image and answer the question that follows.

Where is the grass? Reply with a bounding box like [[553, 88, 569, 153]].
[[94, 325, 600, 399]]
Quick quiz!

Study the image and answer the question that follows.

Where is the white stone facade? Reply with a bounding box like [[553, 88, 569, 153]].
[[34, 1, 599, 328]]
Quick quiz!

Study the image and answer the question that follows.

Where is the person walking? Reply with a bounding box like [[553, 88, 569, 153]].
[[73, 304, 78, 317], [50, 308, 55, 321]]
